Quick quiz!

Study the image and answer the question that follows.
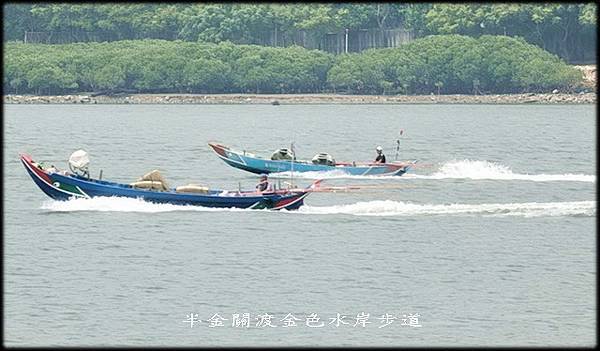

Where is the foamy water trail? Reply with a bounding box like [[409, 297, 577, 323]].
[[299, 200, 596, 217], [414, 160, 596, 182], [41, 197, 595, 218], [40, 196, 253, 213], [271, 160, 596, 182]]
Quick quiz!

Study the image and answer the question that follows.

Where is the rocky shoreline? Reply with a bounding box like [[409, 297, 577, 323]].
[[4, 92, 596, 104]]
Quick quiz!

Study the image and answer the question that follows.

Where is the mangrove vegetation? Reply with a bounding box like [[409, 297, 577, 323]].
[[4, 34, 583, 95], [3, 3, 597, 63]]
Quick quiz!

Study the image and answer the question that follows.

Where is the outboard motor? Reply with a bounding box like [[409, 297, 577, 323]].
[[311, 152, 335, 166], [68, 149, 90, 177], [271, 148, 295, 161]]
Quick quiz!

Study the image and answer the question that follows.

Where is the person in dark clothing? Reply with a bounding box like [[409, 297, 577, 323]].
[[374, 146, 386, 163], [256, 174, 270, 192]]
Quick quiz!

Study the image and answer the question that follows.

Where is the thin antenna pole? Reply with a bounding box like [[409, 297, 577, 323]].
[[395, 129, 404, 161], [290, 140, 295, 188]]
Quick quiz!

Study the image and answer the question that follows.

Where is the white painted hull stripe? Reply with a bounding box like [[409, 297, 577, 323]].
[[272, 193, 308, 210], [23, 160, 86, 198]]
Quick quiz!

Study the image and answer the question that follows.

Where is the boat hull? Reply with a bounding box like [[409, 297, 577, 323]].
[[21, 154, 308, 210], [208, 142, 414, 176]]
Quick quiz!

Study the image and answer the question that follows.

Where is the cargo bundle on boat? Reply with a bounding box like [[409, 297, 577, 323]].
[[21, 150, 314, 210], [208, 142, 416, 177]]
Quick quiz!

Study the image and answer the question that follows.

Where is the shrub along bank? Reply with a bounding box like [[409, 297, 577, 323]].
[[4, 35, 583, 96]]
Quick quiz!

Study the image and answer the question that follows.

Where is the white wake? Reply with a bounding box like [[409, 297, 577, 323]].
[[40, 196, 251, 213], [298, 200, 595, 217], [270, 160, 595, 182], [41, 197, 595, 218], [413, 160, 596, 182]]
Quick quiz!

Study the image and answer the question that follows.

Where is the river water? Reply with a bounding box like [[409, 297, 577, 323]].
[[3, 104, 596, 346]]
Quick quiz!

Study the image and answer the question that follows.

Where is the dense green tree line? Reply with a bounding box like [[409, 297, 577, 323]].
[[3, 3, 596, 62], [3, 4, 420, 42], [327, 35, 582, 94], [4, 35, 582, 95], [3, 40, 334, 95], [424, 3, 596, 63]]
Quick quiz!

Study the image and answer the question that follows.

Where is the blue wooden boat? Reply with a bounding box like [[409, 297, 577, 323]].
[[209, 142, 416, 177], [21, 154, 310, 210]]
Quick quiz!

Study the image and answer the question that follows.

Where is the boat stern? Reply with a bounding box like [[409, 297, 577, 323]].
[[389, 160, 418, 176], [271, 191, 309, 210]]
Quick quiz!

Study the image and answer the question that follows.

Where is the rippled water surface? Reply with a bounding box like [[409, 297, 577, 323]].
[[3, 104, 596, 346]]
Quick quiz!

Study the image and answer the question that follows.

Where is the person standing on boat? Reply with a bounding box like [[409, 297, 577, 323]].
[[256, 174, 271, 192], [374, 146, 386, 163]]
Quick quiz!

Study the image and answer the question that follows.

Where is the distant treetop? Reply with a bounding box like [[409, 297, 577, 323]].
[[3, 3, 596, 60]]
